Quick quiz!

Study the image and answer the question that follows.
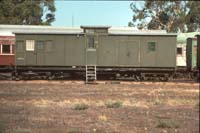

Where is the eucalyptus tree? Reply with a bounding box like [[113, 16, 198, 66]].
[[0, 0, 56, 25], [129, 1, 200, 33]]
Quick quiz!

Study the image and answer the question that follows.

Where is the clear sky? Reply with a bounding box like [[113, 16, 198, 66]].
[[52, 1, 133, 27]]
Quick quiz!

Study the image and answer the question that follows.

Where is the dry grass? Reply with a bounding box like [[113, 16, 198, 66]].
[[150, 98, 165, 106], [166, 98, 196, 106], [98, 115, 108, 122], [0, 81, 199, 132]]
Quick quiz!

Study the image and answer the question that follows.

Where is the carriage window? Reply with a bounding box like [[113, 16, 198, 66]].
[[177, 47, 182, 55], [26, 40, 35, 51], [16, 41, 24, 52], [88, 37, 95, 49], [148, 42, 156, 51], [37, 41, 44, 50], [2, 45, 11, 54], [45, 40, 53, 52]]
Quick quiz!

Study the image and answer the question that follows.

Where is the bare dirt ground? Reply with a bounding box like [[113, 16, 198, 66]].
[[0, 80, 199, 133]]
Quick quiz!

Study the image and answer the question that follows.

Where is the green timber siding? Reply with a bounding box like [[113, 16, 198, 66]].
[[15, 34, 85, 66], [15, 33, 176, 68], [97, 35, 176, 67]]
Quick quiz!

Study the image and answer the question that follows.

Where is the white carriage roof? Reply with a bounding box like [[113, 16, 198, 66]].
[[0, 25, 176, 36], [0, 31, 15, 36], [80, 25, 111, 29], [177, 32, 200, 44], [0, 25, 82, 34]]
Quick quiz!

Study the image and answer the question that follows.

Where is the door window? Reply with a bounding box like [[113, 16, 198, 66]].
[[88, 37, 95, 49]]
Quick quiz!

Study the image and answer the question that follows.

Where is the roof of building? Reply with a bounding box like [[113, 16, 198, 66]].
[[0, 25, 177, 36]]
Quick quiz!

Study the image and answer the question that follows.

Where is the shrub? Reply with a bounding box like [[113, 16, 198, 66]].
[[73, 103, 89, 110], [152, 99, 164, 105], [0, 122, 5, 133], [106, 100, 123, 108], [13, 129, 31, 133], [156, 119, 180, 128], [195, 102, 199, 112], [68, 128, 79, 133]]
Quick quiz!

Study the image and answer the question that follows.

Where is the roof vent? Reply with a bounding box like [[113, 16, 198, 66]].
[[80, 25, 111, 34]]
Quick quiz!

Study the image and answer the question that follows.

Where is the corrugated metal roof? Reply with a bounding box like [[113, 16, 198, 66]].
[[0, 25, 176, 36], [0, 25, 83, 34]]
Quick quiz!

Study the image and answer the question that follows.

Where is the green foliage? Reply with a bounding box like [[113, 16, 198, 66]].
[[73, 103, 89, 110], [156, 119, 180, 128], [0, 0, 56, 25], [106, 100, 123, 108], [129, 1, 200, 33], [186, 1, 200, 32]]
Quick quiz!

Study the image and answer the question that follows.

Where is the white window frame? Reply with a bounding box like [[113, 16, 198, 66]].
[[26, 40, 35, 51], [0, 44, 13, 55]]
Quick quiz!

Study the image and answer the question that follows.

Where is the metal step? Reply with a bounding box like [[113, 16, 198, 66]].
[[87, 74, 96, 76], [85, 65, 97, 83], [87, 71, 95, 74]]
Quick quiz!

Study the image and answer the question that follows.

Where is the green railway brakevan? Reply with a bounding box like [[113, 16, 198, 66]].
[[14, 26, 177, 68]]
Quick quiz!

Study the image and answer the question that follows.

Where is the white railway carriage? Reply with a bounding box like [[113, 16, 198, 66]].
[[176, 32, 200, 67]]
